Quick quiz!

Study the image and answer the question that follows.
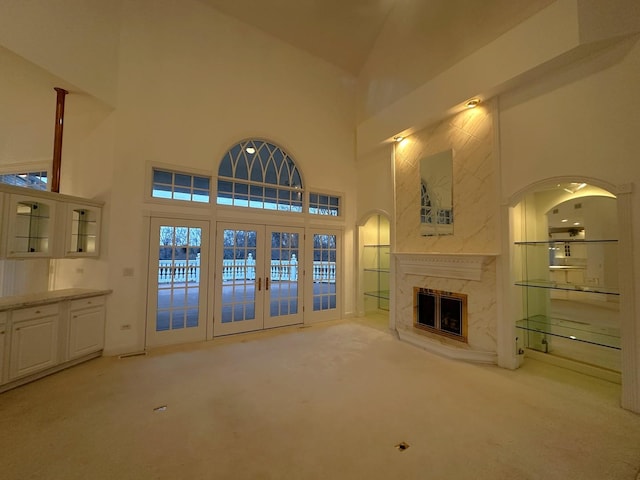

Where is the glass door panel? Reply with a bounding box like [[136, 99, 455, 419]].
[[265, 227, 304, 328], [214, 223, 264, 335], [147, 219, 208, 347], [312, 233, 337, 312], [305, 230, 341, 323]]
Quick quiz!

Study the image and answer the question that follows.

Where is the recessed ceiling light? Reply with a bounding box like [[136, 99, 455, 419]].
[[561, 219, 568, 223], [465, 98, 481, 108], [245, 147, 256, 154], [393, 136, 404, 143], [573, 222, 581, 226]]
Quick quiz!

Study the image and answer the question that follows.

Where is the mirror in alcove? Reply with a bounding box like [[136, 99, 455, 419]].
[[420, 149, 453, 236]]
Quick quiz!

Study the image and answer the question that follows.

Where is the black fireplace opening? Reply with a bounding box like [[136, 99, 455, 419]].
[[414, 288, 467, 342], [417, 291, 436, 329]]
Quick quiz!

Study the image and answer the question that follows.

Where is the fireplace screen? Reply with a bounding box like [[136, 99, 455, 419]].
[[414, 288, 467, 342]]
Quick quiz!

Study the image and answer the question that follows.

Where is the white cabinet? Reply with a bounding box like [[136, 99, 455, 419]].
[[0, 184, 103, 259], [0, 290, 109, 391], [9, 304, 59, 380], [68, 296, 105, 359]]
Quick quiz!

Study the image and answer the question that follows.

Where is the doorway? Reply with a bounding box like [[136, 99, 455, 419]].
[[214, 222, 304, 336]]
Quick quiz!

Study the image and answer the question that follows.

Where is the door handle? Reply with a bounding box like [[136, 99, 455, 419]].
[[265, 277, 270, 291], [257, 277, 262, 291]]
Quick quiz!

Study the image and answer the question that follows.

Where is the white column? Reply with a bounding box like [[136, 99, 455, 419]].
[[617, 188, 639, 412]]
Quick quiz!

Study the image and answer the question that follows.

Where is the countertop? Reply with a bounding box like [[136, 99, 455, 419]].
[[0, 288, 112, 312]]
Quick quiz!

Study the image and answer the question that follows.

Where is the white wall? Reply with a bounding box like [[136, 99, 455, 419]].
[[499, 36, 640, 195], [356, 146, 393, 222], [0, 0, 122, 106], [0, 47, 61, 166], [103, 0, 357, 353]]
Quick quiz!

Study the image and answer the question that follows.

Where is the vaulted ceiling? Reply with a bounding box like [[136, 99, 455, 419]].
[[197, 0, 556, 76]]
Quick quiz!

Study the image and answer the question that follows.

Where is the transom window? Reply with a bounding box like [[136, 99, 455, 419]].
[[0, 171, 48, 190], [309, 192, 341, 216], [217, 139, 303, 212], [152, 168, 210, 203]]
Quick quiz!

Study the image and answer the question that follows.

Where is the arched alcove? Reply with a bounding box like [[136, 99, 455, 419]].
[[357, 210, 391, 328], [504, 177, 637, 411]]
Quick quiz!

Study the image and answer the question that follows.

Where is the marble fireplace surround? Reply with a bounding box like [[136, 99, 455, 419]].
[[394, 252, 499, 364]]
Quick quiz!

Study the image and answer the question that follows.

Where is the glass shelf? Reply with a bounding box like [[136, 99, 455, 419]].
[[516, 315, 620, 350], [514, 239, 618, 245], [514, 279, 619, 296], [364, 290, 390, 300]]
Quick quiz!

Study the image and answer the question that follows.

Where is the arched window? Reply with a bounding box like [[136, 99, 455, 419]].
[[217, 139, 303, 212]]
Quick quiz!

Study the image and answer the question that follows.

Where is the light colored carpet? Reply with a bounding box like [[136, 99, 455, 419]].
[[1, 320, 639, 480]]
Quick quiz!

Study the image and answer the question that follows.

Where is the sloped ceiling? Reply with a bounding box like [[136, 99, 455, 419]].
[[197, 0, 396, 75], [197, 0, 555, 76]]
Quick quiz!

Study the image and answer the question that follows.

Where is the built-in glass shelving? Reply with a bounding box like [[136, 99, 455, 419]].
[[514, 238, 621, 358], [513, 280, 619, 296], [363, 244, 390, 311], [516, 315, 620, 350]]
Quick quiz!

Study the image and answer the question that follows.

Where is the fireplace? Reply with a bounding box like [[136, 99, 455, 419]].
[[414, 288, 468, 342]]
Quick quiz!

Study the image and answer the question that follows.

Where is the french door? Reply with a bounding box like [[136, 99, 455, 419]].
[[146, 218, 209, 347], [214, 222, 304, 336]]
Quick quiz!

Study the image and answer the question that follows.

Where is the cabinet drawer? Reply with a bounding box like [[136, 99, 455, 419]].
[[12, 303, 60, 322], [70, 296, 105, 311]]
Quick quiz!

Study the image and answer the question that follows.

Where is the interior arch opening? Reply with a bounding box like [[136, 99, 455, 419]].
[[511, 181, 621, 381], [358, 212, 391, 331]]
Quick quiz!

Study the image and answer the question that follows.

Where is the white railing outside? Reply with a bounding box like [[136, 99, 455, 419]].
[[158, 259, 200, 284], [158, 254, 335, 284]]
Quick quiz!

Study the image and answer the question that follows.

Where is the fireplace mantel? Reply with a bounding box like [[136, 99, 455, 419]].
[[394, 252, 499, 281]]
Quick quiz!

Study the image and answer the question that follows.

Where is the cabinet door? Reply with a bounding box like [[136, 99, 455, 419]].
[[65, 203, 101, 257], [68, 306, 105, 359], [9, 314, 59, 380], [6, 194, 58, 258]]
